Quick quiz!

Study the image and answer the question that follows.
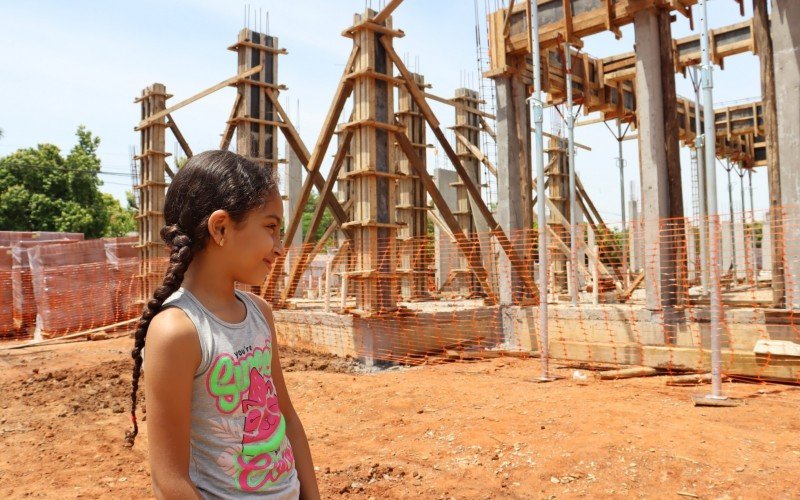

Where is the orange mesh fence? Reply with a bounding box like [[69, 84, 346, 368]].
[[1, 211, 798, 384]]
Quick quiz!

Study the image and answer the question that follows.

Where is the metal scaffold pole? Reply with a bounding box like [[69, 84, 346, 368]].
[[530, 0, 550, 381], [693, 66, 709, 293], [564, 40, 578, 306], [699, 0, 725, 400]]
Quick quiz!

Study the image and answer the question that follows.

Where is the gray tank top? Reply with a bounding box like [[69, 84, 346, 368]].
[[161, 287, 300, 499]]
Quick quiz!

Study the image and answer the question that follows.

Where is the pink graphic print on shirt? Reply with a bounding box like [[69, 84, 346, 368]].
[[206, 341, 295, 492]]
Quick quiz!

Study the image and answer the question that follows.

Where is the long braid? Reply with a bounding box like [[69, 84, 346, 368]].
[[123, 149, 279, 447], [124, 226, 195, 447]]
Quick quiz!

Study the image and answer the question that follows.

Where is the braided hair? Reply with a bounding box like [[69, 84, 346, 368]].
[[124, 150, 279, 446]]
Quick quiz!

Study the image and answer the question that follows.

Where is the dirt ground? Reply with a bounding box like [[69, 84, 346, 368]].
[[1, 336, 799, 499]]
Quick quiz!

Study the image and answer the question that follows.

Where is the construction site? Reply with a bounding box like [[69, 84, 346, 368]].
[[1, 0, 800, 497]]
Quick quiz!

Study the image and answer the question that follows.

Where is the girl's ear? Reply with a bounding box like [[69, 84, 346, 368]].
[[207, 209, 230, 246]]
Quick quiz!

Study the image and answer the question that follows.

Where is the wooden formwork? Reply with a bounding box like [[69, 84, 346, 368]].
[[487, 6, 764, 167], [395, 72, 431, 300], [229, 29, 285, 167], [134, 84, 170, 306], [490, 0, 736, 56], [451, 88, 484, 297], [343, 10, 401, 312]]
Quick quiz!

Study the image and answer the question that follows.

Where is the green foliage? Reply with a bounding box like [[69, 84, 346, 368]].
[[174, 154, 188, 170], [0, 126, 135, 238], [301, 191, 334, 243]]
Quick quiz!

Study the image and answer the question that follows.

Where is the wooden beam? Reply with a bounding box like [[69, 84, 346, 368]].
[[373, 0, 404, 24], [281, 130, 354, 303], [262, 46, 358, 302], [394, 130, 497, 303], [137, 65, 262, 129], [619, 271, 645, 301], [264, 87, 351, 231], [219, 94, 242, 150], [480, 112, 592, 151], [382, 35, 538, 301], [545, 196, 616, 279], [166, 114, 193, 158], [502, 0, 517, 38], [455, 131, 498, 176]]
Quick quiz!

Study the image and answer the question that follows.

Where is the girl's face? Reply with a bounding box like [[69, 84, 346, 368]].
[[224, 195, 285, 285]]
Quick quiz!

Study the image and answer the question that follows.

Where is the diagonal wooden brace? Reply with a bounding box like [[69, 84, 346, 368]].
[[393, 129, 497, 304], [381, 35, 538, 301]]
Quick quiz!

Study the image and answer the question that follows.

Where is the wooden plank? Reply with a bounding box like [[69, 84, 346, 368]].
[[373, 0, 404, 24], [618, 271, 645, 301], [263, 89, 349, 233], [598, 366, 658, 380], [382, 35, 538, 301], [393, 130, 496, 303], [137, 65, 262, 129], [262, 47, 359, 302], [455, 131, 498, 176], [502, 0, 517, 38], [219, 93, 242, 150], [281, 130, 354, 303], [166, 114, 193, 158]]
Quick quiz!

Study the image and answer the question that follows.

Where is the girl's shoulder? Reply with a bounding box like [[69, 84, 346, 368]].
[[144, 306, 201, 371]]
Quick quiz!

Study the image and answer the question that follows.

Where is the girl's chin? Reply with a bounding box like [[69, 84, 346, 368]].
[[237, 269, 272, 287]]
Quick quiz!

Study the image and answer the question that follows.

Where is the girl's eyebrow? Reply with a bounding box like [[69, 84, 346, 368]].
[[265, 213, 283, 224]]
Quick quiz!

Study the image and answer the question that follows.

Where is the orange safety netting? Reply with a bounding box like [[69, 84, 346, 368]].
[[1, 212, 798, 384]]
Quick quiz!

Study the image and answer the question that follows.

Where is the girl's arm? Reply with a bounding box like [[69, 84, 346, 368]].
[[143, 307, 204, 500], [250, 294, 321, 500]]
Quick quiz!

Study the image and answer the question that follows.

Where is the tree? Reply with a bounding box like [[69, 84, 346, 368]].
[[301, 191, 333, 244], [0, 126, 136, 238]]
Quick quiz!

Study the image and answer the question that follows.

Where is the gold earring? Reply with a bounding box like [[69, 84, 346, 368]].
[[219, 237, 225, 247]]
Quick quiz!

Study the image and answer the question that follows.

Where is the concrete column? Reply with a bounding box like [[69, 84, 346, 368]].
[[234, 29, 279, 167], [453, 88, 486, 297], [633, 9, 682, 314], [349, 10, 397, 311], [434, 168, 459, 291], [396, 73, 429, 300], [687, 225, 697, 283], [734, 215, 747, 280], [762, 216, 773, 276], [629, 199, 642, 272], [721, 217, 735, 276], [772, 0, 800, 309], [283, 140, 304, 284], [494, 73, 532, 304]]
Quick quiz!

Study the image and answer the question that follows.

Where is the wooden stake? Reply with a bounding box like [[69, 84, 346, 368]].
[[166, 114, 193, 158]]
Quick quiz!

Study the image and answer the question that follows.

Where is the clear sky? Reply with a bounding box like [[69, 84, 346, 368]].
[[0, 0, 766, 225]]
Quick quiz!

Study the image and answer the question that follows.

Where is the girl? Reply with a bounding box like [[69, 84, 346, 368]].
[[125, 150, 320, 499]]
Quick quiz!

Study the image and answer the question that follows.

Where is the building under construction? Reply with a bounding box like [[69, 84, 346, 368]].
[[134, 0, 800, 387]]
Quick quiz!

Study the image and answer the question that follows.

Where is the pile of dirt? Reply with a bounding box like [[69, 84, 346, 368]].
[[10, 359, 135, 417], [281, 346, 362, 374]]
